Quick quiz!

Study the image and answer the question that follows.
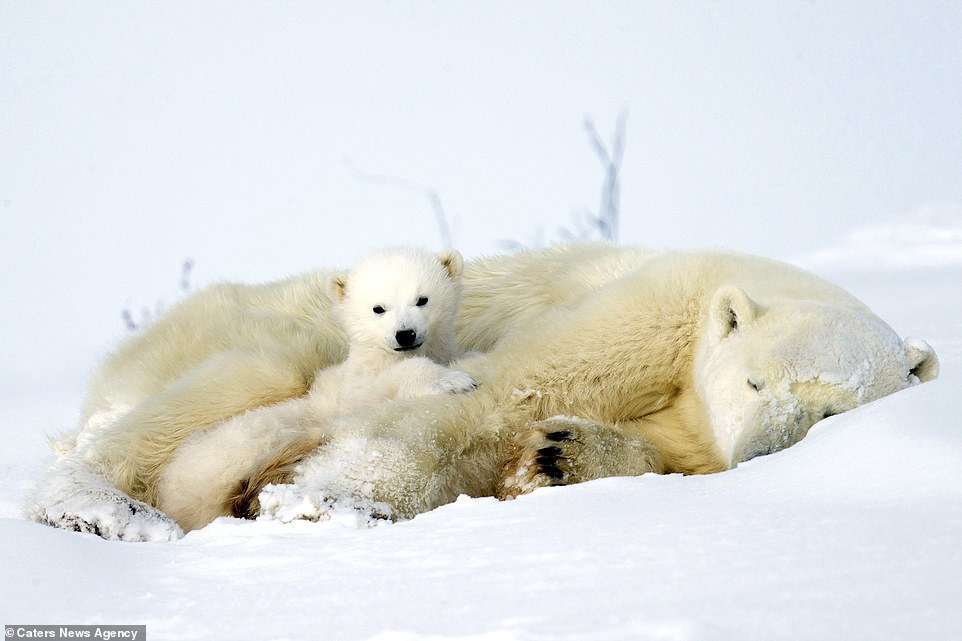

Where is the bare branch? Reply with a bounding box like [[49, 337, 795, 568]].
[[121, 258, 195, 332], [345, 158, 454, 249], [583, 117, 611, 166], [505, 112, 629, 249], [180, 259, 194, 294], [499, 226, 547, 253], [583, 110, 627, 242], [121, 309, 137, 332]]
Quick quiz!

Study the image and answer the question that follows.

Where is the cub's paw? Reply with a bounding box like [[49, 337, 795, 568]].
[[497, 418, 587, 499], [432, 369, 478, 395]]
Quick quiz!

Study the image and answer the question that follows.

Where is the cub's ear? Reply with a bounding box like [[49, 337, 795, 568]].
[[904, 337, 939, 382], [438, 249, 464, 279], [326, 273, 348, 303], [708, 286, 758, 345]]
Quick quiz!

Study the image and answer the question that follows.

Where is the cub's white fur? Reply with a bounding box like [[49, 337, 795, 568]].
[[315, 246, 476, 412], [154, 247, 476, 530]]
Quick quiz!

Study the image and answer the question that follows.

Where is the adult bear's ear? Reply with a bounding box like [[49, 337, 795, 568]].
[[438, 249, 464, 279], [326, 273, 348, 303], [708, 286, 757, 345], [904, 337, 939, 382]]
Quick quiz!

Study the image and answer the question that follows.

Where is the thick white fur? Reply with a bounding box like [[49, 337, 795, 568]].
[[155, 247, 476, 531], [28, 245, 939, 539], [31, 244, 640, 539], [30, 271, 347, 540], [272, 249, 939, 521], [318, 246, 476, 412]]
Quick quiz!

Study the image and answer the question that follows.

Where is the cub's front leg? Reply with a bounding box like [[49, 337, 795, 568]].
[[389, 357, 478, 397], [497, 416, 665, 499]]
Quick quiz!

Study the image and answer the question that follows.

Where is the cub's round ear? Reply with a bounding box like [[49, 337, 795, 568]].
[[326, 273, 348, 303], [904, 337, 939, 382], [708, 286, 758, 345], [438, 249, 464, 279]]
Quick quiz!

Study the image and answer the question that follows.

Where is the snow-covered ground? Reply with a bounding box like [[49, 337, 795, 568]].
[[1, 261, 959, 641], [3, 3, 960, 639]]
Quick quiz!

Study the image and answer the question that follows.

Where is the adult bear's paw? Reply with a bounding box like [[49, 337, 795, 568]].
[[496, 416, 664, 500], [497, 417, 588, 499], [28, 458, 183, 542], [32, 486, 184, 542]]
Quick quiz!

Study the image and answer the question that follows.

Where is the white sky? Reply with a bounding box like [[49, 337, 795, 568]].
[[1, 1, 961, 392]]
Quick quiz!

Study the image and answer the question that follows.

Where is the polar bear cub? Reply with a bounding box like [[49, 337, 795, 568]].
[[311, 246, 477, 410], [153, 247, 476, 531]]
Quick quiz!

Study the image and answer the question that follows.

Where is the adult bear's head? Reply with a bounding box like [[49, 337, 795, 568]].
[[696, 285, 939, 466]]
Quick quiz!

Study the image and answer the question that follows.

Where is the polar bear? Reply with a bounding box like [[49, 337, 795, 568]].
[[232, 249, 939, 523], [28, 245, 939, 539], [151, 247, 476, 531]]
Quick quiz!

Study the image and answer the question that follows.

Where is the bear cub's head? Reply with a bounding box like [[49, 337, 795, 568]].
[[328, 247, 464, 363]]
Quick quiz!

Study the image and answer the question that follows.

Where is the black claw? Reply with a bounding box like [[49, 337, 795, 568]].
[[537, 445, 563, 458], [545, 430, 574, 442], [536, 445, 565, 479], [535, 455, 557, 468], [540, 463, 565, 480]]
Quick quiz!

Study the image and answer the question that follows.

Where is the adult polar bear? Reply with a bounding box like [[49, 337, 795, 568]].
[[29, 244, 938, 540]]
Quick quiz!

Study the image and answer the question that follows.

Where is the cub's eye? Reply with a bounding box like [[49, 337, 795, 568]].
[[748, 379, 764, 392], [372, 306, 385, 315], [416, 297, 428, 307]]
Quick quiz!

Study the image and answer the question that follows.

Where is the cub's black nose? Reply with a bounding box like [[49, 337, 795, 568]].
[[395, 329, 417, 347]]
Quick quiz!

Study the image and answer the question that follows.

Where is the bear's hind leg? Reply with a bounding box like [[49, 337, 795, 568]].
[[97, 348, 313, 504], [27, 456, 183, 542]]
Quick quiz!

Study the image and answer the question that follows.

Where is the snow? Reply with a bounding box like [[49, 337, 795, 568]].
[[3, 2, 962, 393], [2, 3, 961, 639], [799, 209, 962, 271], [1, 264, 960, 641]]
